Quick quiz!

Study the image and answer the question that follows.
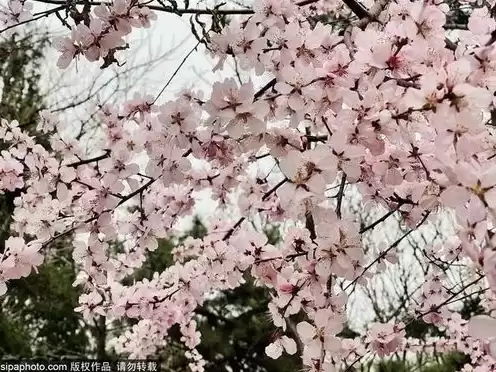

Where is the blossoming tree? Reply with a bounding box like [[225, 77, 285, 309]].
[[1, 0, 496, 370]]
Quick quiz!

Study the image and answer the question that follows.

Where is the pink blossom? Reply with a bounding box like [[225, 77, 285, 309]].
[[265, 335, 297, 359], [367, 322, 406, 357]]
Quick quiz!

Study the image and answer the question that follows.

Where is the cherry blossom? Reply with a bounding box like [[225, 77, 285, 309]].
[[3, 0, 496, 369]]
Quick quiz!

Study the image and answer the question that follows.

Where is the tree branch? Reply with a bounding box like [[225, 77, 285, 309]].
[[31, 0, 319, 15], [359, 203, 403, 234], [66, 150, 110, 167], [336, 173, 347, 219]]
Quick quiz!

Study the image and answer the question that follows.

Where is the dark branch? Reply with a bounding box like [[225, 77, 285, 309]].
[[66, 150, 110, 167], [336, 173, 347, 219]]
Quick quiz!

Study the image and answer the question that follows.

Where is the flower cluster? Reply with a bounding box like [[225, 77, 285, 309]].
[[52, 0, 156, 68], [0, 0, 32, 33], [3, 0, 496, 370]]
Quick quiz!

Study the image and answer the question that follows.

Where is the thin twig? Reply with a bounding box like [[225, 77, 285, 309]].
[[345, 211, 430, 291], [359, 203, 403, 234], [153, 40, 201, 104]]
